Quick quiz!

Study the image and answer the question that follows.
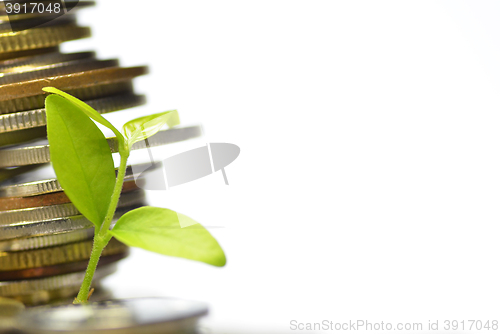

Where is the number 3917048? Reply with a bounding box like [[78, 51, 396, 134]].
[[5, 2, 62, 14]]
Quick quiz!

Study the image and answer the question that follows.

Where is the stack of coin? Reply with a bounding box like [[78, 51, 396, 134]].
[[0, 1, 202, 306]]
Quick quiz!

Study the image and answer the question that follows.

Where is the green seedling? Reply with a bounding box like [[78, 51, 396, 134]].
[[43, 87, 226, 304]]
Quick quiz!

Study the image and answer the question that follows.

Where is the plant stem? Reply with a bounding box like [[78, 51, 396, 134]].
[[99, 150, 130, 235], [74, 235, 106, 304], [73, 149, 130, 304]]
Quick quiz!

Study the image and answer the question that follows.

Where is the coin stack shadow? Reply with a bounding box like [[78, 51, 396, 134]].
[[0, 1, 201, 306]]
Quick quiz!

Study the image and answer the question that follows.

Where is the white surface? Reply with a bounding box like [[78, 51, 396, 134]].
[[63, 1, 500, 332]]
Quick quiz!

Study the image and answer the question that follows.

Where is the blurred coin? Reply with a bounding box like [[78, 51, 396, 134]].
[[0, 253, 128, 282], [0, 249, 129, 282], [0, 263, 116, 297], [0, 239, 127, 273], [0, 51, 95, 71], [0, 296, 24, 333], [0, 228, 93, 252], [0, 165, 39, 183], [0, 163, 154, 198], [0, 93, 146, 134], [0, 13, 77, 33], [17, 286, 111, 307], [0, 46, 59, 61], [0, 204, 143, 240], [0, 297, 24, 317], [0, 126, 46, 147], [0, 24, 90, 53], [0, 179, 139, 211], [0, 189, 145, 225], [0, 58, 119, 84], [0, 80, 134, 114], [0, 251, 127, 281], [0, 66, 147, 102], [0, 126, 202, 168], [16, 297, 209, 334], [13, 286, 80, 307]]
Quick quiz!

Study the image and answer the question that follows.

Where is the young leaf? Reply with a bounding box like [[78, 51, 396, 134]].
[[43, 87, 125, 148], [46, 94, 116, 229], [109, 206, 226, 267], [123, 110, 179, 147]]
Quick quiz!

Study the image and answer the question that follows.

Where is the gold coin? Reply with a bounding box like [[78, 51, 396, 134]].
[[0, 238, 127, 271], [0, 24, 91, 53], [0, 58, 119, 85], [0, 80, 134, 114], [0, 51, 95, 72]]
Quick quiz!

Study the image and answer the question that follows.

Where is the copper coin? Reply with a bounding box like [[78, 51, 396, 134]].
[[0, 180, 139, 211]]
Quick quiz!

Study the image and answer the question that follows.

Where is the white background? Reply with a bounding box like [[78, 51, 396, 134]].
[[63, 1, 500, 333]]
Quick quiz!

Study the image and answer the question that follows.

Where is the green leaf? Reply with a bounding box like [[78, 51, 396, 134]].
[[45, 94, 116, 229], [43, 87, 125, 149], [109, 206, 226, 267], [123, 110, 180, 147]]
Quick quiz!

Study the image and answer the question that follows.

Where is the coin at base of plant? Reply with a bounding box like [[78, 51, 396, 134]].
[[43, 87, 226, 305]]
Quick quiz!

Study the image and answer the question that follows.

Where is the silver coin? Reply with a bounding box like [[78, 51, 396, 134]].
[[0, 163, 153, 198], [0, 125, 203, 168], [0, 58, 119, 85], [0, 204, 142, 241], [0, 51, 95, 71], [16, 297, 208, 334], [0, 228, 93, 252], [0, 263, 116, 297], [0, 189, 145, 224], [0, 93, 146, 133]]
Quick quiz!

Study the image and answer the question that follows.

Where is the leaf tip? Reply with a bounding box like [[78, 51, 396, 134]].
[[215, 252, 227, 267], [42, 87, 57, 94]]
